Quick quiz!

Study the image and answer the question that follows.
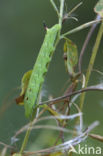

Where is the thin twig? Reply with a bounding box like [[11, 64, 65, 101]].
[[0, 142, 14, 149], [61, 19, 101, 38], [12, 113, 81, 139], [59, 0, 65, 26], [50, 0, 59, 17], [30, 125, 73, 133], [23, 121, 99, 155], [79, 21, 103, 111], [92, 68, 103, 76], [68, 2, 83, 16], [1, 147, 7, 156], [78, 15, 101, 73], [19, 109, 45, 154], [39, 84, 103, 105]]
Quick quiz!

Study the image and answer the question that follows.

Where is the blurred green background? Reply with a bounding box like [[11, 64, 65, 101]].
[[0, 0, 103, 155]]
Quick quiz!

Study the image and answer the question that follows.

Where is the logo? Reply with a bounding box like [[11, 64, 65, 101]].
[[68, 144, 102, 155], [68, 144, 78, 154]]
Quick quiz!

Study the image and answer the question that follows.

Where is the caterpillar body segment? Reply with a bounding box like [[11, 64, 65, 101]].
[[24, 24, 61, 118]]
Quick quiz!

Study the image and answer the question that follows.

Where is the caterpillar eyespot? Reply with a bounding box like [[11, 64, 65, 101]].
[[24, 24, 61, 118]]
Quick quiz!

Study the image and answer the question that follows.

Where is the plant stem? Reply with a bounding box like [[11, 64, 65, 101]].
[[80, 21, 103, 111], [39, 84, 103, 106], [68, 2, 83, 16], [78, 15, 101, 73], [50, 0, 59, 17], [55, 0, 64, 47], [61, 19, 101, 38], [19, 109, 45, 155], [19, 121, 32, 154], [59, 0, 65, 26]]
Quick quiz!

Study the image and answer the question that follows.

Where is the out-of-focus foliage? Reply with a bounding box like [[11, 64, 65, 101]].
[[64, 38, 78, 77], [16, 70, 32, 105], [94, 0, 103, 17]]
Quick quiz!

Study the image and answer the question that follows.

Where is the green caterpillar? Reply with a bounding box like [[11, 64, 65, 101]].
[[24, 24, 61, 118]]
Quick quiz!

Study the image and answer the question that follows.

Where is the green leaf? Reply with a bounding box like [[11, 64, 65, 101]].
[[16, 70, 32, 105], [64, 38, 78, 77], [12, 154, 22, 156], [94, 0, 103, 17], [21, 70, 32, 96]]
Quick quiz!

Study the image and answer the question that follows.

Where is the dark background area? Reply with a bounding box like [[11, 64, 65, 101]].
[[0, 0, 103, 155]]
